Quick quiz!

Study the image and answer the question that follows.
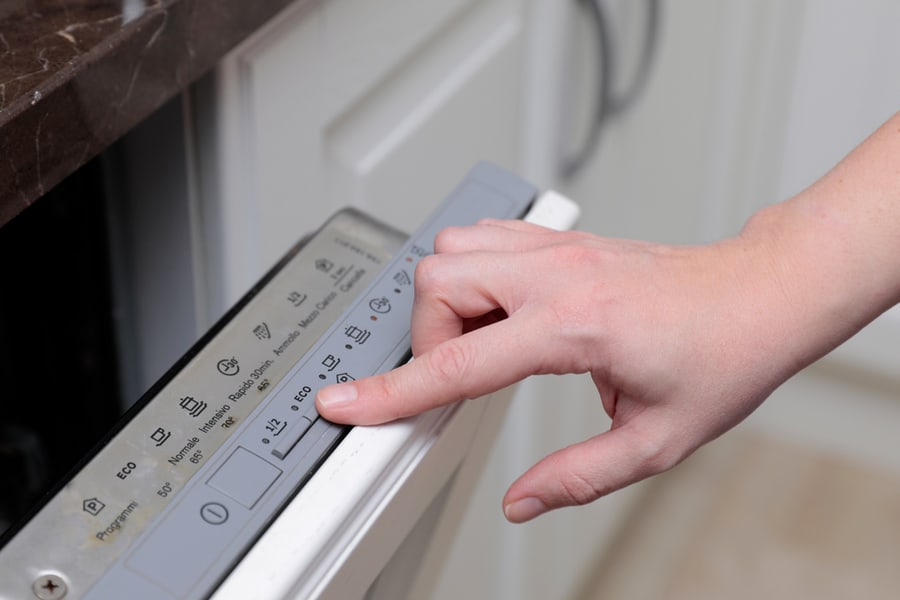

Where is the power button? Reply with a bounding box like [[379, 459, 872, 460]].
[[200, 502, 229, 525]]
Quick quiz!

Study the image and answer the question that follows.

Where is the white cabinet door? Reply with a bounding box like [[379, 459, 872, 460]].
[[194, 0, 528, 321]]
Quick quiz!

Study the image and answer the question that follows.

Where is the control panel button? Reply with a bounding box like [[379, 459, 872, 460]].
[[271, 417, 315, 460], [200, 502, 229, 525]]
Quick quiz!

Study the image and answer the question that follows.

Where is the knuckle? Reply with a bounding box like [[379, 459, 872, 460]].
[[433, 227, 464, 253], [413, 255, 443, 294], [532, 243, 609, 361], [360, 370, 420, 423], [424, 340, 472, 393], [366, 373, 394, 404], [545, 240, 604, 269], [629, 431, 683, 477], [361, 375, 402, 420], [557, 472, 602, 507]]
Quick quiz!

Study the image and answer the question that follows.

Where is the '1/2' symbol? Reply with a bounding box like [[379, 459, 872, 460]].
[[288, 291, 307, 307], [265, 418, 286, 436]]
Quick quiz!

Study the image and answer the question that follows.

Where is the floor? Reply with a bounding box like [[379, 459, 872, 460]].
[[577, 431, 900, 600]]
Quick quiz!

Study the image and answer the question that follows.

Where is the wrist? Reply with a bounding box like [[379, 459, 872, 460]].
[[736, 189, 899, 372]]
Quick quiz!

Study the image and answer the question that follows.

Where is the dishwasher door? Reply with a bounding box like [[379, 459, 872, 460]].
[[0, 163, 578, 600]]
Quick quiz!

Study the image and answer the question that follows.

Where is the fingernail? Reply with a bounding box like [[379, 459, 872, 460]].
[[503, 497, 547, 523], [317, 383, 358, 410]]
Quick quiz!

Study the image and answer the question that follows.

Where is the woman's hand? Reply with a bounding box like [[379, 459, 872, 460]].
[[316, 218, 802, 522], [317, 112, 900, 522]]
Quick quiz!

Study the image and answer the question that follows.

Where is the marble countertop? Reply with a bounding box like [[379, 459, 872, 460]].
[[0, 0, 296, 228]]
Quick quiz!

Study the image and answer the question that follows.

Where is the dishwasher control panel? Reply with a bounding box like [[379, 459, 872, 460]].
[[0, 163, 537, 600]]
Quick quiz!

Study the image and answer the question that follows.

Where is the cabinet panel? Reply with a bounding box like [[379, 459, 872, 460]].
[[326, 5, 524, 232], [197, 0, 522, 316]]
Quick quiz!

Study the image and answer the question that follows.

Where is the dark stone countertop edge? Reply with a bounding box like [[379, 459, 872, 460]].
[[0, 0, 300, 229]]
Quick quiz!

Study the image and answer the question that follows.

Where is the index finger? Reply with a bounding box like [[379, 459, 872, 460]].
[[410, 250, 521, 356], [315, 310, 552, 425]]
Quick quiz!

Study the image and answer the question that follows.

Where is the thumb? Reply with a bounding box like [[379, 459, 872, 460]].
[[502, 421, 682, 523]]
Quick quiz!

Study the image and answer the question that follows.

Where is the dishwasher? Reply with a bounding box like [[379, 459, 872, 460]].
[[0, 162, 579, 600]]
